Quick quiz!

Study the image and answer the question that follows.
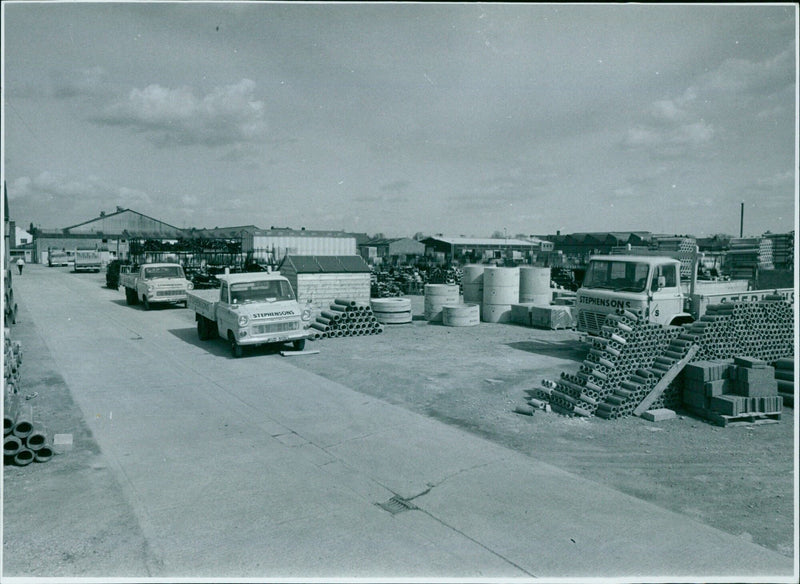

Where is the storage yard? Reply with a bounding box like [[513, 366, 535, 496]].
[[1, 263, 796, 579]]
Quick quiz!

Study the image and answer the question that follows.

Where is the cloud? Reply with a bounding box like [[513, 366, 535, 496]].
[[380, 179, 411, 193], [51, 66, 111, 98], [95, 79, 268, 147], [10, 171, 152, 212]]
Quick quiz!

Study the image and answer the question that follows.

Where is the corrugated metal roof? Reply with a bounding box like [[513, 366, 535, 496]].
[[425, 236, 540, 246], [283, 255, 370, 273]]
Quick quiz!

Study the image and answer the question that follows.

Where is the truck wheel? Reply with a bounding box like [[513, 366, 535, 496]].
[[292, 339, 306, 351], [228, 332, 243, 358], [142, 295, 151, 310], [197, 318, 209, 340]]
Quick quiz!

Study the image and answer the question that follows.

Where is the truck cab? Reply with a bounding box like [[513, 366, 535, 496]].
[[576, 255, 690, 335]]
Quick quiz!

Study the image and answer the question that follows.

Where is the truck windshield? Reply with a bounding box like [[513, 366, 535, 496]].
[[144, 266, 185, 279], [583, 260, 650, 292], [230, 280, 295, 304]]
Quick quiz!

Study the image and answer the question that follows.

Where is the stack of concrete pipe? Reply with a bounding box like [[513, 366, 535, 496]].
[[370, 297, 413, 324], [4, 335, 54, 465], [481, 267, 519, 323], [683, 297, 794, 363], [519, 266, 552, 305], [533, 296, 794, 420], [461, 265, 485, 304], [423, 284, 460, 322], [309, 299, 385, 339]]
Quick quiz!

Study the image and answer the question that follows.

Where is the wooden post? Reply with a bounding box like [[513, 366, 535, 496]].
[[634, 345, 699, 417]]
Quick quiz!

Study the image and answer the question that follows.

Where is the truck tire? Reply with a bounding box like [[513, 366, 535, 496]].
[[197, 317, 210, 341], [228, 332, 243, 358], [292, 339, 306, 351]]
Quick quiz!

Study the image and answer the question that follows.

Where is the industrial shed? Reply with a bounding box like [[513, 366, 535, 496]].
[[421, 236, 550, 264], [242, 228, 358, 264], [32, 208, 184, 264], [279, 255, 371, 315], [359, 237, 425, 265]]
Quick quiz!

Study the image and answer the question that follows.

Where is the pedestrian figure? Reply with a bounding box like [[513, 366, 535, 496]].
[[16, 257, 25, 275]]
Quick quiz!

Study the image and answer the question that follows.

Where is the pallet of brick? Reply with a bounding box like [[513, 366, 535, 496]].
[[681, 359, 734, 414], [529, 305, 575, 330], [730, 357, 779, 397], [510, 303, 537, 326]]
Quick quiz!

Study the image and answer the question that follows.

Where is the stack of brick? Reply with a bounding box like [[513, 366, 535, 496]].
[[309, 299, 385, 339], [682, 357, 782, 425], [773, 358, 793, 407]]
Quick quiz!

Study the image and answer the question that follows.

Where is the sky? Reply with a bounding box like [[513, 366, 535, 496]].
[[2, 2, 797, 239]]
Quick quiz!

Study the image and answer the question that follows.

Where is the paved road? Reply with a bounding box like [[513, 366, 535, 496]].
[[4, 265, 796, 580]]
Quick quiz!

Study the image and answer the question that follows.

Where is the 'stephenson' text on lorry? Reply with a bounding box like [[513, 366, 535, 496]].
[[187, 271, 311, 358], [575, 253, 793, 337], [120, 263, 193, 310]]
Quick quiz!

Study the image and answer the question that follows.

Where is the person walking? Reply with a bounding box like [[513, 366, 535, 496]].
[[16, 257, 25, 275]]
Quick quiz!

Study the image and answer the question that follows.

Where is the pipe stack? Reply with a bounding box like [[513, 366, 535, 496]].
[[683, 297, 794, 363], [309, 299, 385, 339], [4, 334, 54, 465]]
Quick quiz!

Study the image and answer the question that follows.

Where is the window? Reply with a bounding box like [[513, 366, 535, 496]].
[[230, 280, 295, 304], [143, 266, 184, 279], [655, 264, 677, 288], [584, 260, 650, 292]]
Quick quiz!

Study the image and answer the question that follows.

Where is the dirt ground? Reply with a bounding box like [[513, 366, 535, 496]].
[[289, 295, 796, 558]]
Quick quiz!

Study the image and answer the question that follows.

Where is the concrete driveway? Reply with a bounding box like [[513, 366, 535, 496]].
[[3, 264, 795, 580]]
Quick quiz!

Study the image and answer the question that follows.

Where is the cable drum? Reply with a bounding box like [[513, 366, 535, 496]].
[[442, 304, 480, 327]]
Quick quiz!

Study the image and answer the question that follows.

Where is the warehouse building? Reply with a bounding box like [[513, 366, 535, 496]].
[[359, 237, 426, 265], [32, 208, 184, 265], [242, 228, 360, 265], [420, 236, 552, 264]]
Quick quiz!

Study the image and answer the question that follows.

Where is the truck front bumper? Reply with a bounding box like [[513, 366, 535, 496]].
[[237, 322, 308, 346], [151, 291, 188, 303]]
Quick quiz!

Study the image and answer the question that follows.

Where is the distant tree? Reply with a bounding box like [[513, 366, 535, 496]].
[[491, 230, 506, 239], [413, 232, 427, 241], [371, 233, 385, 240]]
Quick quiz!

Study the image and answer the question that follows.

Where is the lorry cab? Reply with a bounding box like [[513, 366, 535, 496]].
[[576, 255, 688, 335]]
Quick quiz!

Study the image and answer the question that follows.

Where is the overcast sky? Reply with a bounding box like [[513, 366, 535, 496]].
[[2, 2, 797, 239]]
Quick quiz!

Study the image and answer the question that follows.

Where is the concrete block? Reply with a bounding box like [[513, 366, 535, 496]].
[[711, 395, 747, 416], [733, 378, 778, 397], [641, 408, 676, 422], [684, 360, 730, 382], [683, 391, 710, 410], [735, 366, 775, 384], [734, 356, 768, 368], [704, 379, 730, 397]]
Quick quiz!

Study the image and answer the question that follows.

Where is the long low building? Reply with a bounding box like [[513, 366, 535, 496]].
[[421, 236, 553, 264]]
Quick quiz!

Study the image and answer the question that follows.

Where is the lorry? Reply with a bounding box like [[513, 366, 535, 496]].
[[120, 263, 193, 310], [186, 271, 312, 358], [575, 251, 794, 337], [47, 249, 71, 267], [73, 249, 102, 273]]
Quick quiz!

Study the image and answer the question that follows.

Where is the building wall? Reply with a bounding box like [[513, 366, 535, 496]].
[[245, 234, 357, 261], [387, 238, 425, 256], [288, 273, 371, 316], [34, 235, 127, 264]]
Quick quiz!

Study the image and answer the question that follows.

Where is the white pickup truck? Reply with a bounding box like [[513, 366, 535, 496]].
[[187, 271, 312, 357], [119, 263, 193, 310]]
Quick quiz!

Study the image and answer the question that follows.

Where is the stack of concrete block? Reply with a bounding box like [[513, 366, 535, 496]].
[[773, 358, 794, 407], [529, 305, 575, 330], [682, 357, 782, 425]]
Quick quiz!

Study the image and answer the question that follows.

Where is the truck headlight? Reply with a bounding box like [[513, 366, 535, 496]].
[[238, 314, 249, 327], [147, 285, 155, 294], [301, 308, 312, 321], [186, 281, 194, 290]]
